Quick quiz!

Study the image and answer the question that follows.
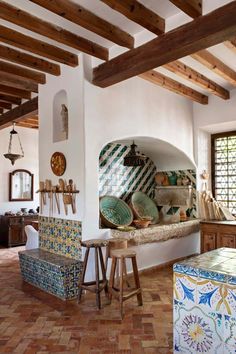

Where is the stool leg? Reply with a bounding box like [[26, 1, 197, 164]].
[[131, 256, 143, 306], [78, 247, 90, 303], [123, 259, 130, 288], [98, 247, 109, 297], [95, 247, 101, 309], [109, 257, 117, 301], [119, 257, 124, 319]]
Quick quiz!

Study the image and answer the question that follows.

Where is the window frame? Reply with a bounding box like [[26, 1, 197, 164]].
[[211, 130, 236, 214]]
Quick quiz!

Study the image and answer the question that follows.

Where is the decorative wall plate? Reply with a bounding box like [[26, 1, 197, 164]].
[[50, 152, 66, 176]]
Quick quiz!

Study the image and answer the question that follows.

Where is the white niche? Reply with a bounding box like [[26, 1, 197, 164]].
[[53, 90, 69, 143]]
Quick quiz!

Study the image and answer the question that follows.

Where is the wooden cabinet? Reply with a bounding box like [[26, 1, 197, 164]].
[[201, 221, 236, 253], [0, 215, 38, 247]]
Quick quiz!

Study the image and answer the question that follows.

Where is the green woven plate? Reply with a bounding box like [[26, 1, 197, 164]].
[[131, 192, 159, 224], [100, 196, 133, 228]]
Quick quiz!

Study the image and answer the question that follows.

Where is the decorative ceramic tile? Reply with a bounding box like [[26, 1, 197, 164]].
[[223, 315, 236, 353], [39, 216, 82, 260], [174, 273, 197, 308], [19, 249, 83, 300]]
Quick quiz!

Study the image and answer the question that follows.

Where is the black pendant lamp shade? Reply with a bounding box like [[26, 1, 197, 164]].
[[123, 141, 147, 167]]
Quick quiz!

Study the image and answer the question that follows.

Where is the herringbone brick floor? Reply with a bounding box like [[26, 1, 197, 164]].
[[0, 247, 173, 354]]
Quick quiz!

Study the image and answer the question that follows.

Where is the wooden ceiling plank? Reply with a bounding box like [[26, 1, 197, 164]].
[[101, 0, 165, 35], [0, 25, 78, 67], [0, 72, 38, 93], [93, 2, 236, 87], [0, 96, 38, 129], [163, 60, 230, 99], [0, 1, 108, 61], [0, 100, 12, 110], [140, 70, 208, 104], [0, 108, 3, 114], [191, 50, 236, 86], [0, 60, 46, 84], [0, 45, 60, 76], [0, 84, 31, 99], [225, 38, 236, 54], [169, 0, 202, 18], [29, 0, 134, 49], [0, 94, 21, 105]]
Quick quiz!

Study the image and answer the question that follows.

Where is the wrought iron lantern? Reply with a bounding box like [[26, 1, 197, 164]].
[[123, 141, 147, 167], [4, 123, 24, 165]]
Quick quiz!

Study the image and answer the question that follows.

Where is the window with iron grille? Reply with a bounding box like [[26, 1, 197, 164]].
[[211, 131, 236, 215]]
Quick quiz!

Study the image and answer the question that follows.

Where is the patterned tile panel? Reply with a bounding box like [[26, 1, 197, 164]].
[[19, 249, 83, 300], [39, 216, 82, 260]]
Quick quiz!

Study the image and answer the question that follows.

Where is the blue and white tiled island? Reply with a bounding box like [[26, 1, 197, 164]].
[[173, 248, 236, 353]]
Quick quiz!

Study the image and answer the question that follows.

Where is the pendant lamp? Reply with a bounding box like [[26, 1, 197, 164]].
[[4, 123, 24, 165]]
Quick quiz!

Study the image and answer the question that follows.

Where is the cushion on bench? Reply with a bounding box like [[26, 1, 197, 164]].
[[19, 249, 83, 300]]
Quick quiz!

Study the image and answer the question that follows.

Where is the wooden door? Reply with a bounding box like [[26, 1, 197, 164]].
[[218, 233, 235, 248], [201, 232, 217, 253]]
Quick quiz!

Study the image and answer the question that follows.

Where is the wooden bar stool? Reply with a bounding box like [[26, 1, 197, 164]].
[[109, 249, 143, 318], [105, 238, 130, 287], [78, 239, 109, 309]]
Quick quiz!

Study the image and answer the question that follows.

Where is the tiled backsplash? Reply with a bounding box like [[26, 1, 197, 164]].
[[39, 216, 82, 260], [99, 143, 156, 202]]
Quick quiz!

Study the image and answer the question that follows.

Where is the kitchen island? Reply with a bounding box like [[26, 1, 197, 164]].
[[173, 248, 236, 353]]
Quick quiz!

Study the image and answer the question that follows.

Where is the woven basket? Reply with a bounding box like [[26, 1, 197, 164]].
[[131, 192, 159, 224], [100, 196, 133, 228]]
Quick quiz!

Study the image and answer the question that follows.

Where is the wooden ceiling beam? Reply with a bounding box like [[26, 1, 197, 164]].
[[0, 94, 21, 105], [0, 72, 38, 93], [0, 61, 46, 84], [0, 96, 38, 129], [0, 108, 3, 114], [17, 121, 38, 128], [0, 84, 31, 99], [93, 2, 236, 87], [140, 70, 208, 104], [163, 60, 229, 100], [169, 0, 202, 18], [0, 100, 12, 110], [225, 38, 236, 54], [0, 1, 108, 61], [0, 45, 60, 76], [29, 0, 134, 49], [191, 50, 236, 86], [101, 0, 165, 35], [0, 25, 78, 67]]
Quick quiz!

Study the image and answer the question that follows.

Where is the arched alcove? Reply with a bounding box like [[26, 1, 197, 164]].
[[53, 90, 68, 143]]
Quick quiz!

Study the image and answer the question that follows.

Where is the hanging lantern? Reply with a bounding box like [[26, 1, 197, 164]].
[[123, 141, 147, 167], [4, 123, 24, 165]]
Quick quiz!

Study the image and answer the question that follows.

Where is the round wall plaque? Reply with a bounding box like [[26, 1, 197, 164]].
[[50, 152, 66, 176]]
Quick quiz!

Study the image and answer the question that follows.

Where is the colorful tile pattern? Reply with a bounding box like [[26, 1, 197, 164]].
[[173, 248, 236, 353], [19, 249, 83, 300], [39, 216, 82, 260]]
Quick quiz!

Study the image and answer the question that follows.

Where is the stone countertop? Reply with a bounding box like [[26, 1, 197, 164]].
[[174, 248, 236, 282], [110, 219, 200, 246]]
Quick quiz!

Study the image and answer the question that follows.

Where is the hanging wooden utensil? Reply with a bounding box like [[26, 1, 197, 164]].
[[59, 178, 68, 215], [68, 179, 75, 214], [52, 185, 60, 214]]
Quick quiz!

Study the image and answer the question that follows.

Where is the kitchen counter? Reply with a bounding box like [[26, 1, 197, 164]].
[[110, 219, 200, 245], [200, 220, 236, 226], [173, 248, 236, 353]]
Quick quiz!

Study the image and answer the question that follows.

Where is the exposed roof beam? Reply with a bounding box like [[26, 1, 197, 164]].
[[169, 0, 202, 18], [0, 72, 38, 93], [0, 61, 46, 84], [0, 45, 60, 76], [0, 108, 3, 114], [140, 70, 208, 104], [0, 84, 31, 99], [191, 50, 236, 86], [163, 60, 229, 100], [0, 94, 21, 105], [225, 38, 236, 54], [0, 1, 108, 61], [101, 0, 165, 35], [0, 25, 78, 67], [0, 100, 11, 110], [0, 96, 38, 129], [29, 0, 134, 49], [93, 2, 236, 87]]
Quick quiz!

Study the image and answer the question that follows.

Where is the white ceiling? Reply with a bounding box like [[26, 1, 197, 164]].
[[1, 0, 236, 99]]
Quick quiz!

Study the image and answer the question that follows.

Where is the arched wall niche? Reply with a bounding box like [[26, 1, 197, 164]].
[[53, 90, 68, 143]]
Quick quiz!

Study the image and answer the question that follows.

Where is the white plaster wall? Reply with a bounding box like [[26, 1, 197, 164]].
[[39, 63, 85, 221], [193, 89, 236, 190], [0, 127, 39, 214]]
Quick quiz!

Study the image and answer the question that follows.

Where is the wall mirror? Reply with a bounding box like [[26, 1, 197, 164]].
[[9, 169, 34, 201]]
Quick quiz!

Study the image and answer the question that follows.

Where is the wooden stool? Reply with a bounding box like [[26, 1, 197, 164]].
[[78, 239, 109, 309], [105, 238, 130, 287], [109, 249, 143, 318]]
